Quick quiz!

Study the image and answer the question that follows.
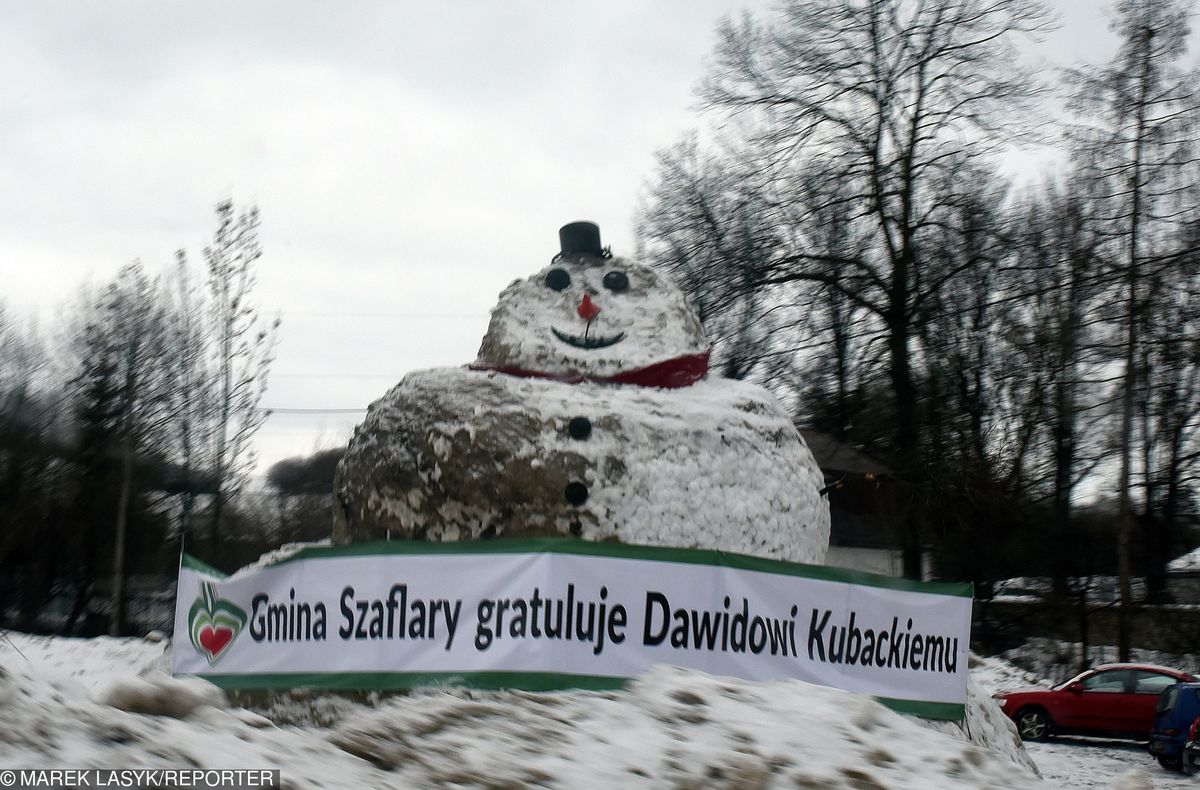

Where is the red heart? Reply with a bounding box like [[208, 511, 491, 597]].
[[199, 625, 234, 657]]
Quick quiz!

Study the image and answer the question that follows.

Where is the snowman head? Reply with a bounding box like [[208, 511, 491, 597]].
[[473, 222, 710, 385]]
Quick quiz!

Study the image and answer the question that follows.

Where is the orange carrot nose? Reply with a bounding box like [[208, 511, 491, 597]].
[[577, 293, 601, 321]]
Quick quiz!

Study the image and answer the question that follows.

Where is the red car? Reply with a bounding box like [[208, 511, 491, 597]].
[[994, 663, 1198, 740]]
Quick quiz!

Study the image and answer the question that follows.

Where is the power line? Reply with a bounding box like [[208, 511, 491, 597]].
[[275, 310, 487, 319], [11, 302, 487, 319], [272, 373, 402, 379], [262, 408, 367, 414]]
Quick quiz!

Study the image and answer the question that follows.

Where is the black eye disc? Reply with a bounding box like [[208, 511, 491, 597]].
[[603, 271, 629, 292], [545, 268, 571, 291]]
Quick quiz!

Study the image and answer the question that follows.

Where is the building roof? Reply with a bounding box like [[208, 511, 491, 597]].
[[798, 429, 893, 476]]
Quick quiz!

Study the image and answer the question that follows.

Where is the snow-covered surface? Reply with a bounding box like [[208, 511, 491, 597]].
[[327, 666, 1040, 788], [971, 651, 1054, 694], [228, 539, 331, 579], [6, 630, 1192, 787], [2, 631, 1046, 789], [475, 254, 708, 379], [992, 576, 1151, 605], [1000, 638, 1200, 687], [335, 368, 830, 562], [927, 669, 1040, 775], [1024, 738, 1197, 790]]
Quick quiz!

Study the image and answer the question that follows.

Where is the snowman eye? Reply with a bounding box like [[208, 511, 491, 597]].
[[544, 268, 571, 291], [602, 271, 629, 292]]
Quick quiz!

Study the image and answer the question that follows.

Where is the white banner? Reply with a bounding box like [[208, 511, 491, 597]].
[[172, 540, 973, 719]]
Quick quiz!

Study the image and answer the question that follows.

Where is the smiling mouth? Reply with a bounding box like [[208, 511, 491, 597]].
[[552, 327, 626, 350]]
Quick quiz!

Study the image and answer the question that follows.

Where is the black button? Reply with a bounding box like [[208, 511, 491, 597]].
[[564, 482, 589, 506], [568, 416, 592, 440]]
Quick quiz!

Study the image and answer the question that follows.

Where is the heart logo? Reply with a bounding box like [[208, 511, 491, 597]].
[[188, 582, 247, 665], [198, 624, 235, 656]]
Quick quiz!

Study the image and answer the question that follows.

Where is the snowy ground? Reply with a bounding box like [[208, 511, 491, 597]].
[[1029, 738, 1196, 790], [0, 631, 1192, 788]]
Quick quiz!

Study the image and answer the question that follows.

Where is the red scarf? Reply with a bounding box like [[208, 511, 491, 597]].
[[469, 351, 710, 389]]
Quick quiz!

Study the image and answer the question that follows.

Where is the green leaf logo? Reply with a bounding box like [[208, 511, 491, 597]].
[[188, 581, 247, 665]]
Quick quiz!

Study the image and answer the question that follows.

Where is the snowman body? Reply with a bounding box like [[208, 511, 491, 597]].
[[333, 231, 830, 564]]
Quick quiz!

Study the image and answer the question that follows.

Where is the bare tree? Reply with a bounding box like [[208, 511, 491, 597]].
[[68, 264, 173, 634], [204, 200, 278, 556], [0, 304, 60, 628], [640, 134, 786, 382], [997, 182, 1114, 667], [692, 0, 1050, 577], [163, 249, 214, 549], [0, 202, 281, 633], [1065, 0, 1200, 655], [107, 265, 171, 634], [918, 163, 1011, 467], [1139, 217, 1200, 598]]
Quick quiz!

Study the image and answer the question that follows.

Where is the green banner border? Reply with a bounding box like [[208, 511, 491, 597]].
[[181, 554, 229, 579], [196, 669, 965, 721], [181, 537, 973, 598]]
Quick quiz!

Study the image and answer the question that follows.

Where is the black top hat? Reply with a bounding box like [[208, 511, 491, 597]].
[[559, 221, 603, 257]]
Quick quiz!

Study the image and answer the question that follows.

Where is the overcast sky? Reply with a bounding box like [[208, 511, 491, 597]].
[[2, 1, 1196, 477]]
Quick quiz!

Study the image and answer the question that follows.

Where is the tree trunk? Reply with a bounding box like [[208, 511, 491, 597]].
[[890, 312, 922, 580], [1117, 24, 1154, 663], [890, 237, 922, 579], [1077, 585, 1090, 673], [110, 430, 134, 636]]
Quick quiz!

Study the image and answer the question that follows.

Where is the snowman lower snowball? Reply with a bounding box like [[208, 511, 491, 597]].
[[333, 222, 830, 564]]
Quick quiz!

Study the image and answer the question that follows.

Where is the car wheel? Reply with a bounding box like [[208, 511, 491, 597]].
[[1157, 755, 1182, 772], [1015, 707, 1052, 740]]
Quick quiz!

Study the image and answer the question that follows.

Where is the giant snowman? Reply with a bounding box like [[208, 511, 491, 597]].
[[333, 223, 830, 563]]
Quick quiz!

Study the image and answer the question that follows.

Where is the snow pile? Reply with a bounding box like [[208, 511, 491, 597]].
[[0, 633, 385, 786], [970, 651, 1053, 694], [1, 631, 1055, 788], [100, 672, 226, 718], [0, 633, 169, 693], [335, 368, 829, 562], [922, 664, 1040, 776], [229, 539, 331, 579], [329, 665, 1042, 788]]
